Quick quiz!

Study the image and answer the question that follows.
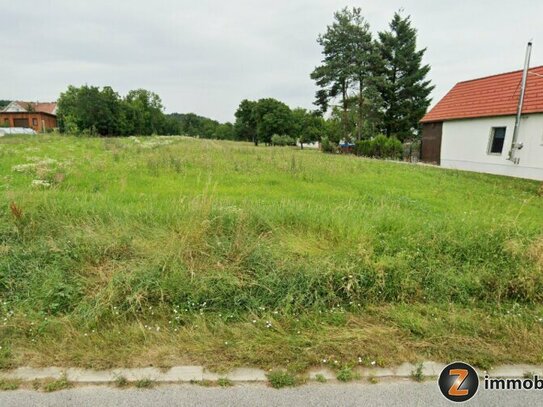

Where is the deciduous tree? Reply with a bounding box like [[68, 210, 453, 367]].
[[291, 108, 325, 149], [234, 99, 258, 144], [253, 98, 293, 145]]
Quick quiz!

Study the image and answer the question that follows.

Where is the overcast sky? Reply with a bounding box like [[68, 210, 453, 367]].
[[1, 0, 541, 122]]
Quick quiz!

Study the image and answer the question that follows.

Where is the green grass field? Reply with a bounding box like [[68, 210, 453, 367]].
[[0, 134, 542, 372]]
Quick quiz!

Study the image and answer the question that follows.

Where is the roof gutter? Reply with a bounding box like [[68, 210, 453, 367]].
[[508, 41, 532, 164]]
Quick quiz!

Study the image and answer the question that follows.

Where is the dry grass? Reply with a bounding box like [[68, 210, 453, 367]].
[[3, 304, 543, 372], [528, 237, 543, 269]]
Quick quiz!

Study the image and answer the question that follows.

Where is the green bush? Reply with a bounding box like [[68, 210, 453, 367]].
[[372, 135, 388, 157], [384, 137, 403, 160], [271, 134, 296, 146], [355, 135, 403, 160], [355, 140, 373, 157], [320, 136, 337, 153], [271, 134, 283, 146]]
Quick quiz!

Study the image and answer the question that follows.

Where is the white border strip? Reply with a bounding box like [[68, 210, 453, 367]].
[[1, 363, 542, 383]]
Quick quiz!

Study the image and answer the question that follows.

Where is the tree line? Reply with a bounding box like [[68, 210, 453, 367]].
[[56, 86, 238, 139], [56, 86, 328, 148], [57, 85, 179, 136], [168, 113, 235, 140]]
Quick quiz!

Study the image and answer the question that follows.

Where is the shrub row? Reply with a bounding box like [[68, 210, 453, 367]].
[[320, 136, 337, 153], [271, 134, 296, 146], [355, 135, 403, 159]]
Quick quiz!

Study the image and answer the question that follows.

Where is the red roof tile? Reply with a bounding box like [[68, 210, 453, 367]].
[[421, 65, 543, 123], [33, 102, 57, 115], [15, 101, 57, 115]]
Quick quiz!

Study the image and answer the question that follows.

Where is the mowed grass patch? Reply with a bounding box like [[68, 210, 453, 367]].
[[0, 134, 542, 370]]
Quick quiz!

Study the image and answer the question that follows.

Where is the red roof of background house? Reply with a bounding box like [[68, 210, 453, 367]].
[[421, 65, 543, 123], [17, 101, 57, 115]]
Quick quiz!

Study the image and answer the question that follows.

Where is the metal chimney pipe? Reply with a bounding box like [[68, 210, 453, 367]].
[[508, 41, 532, 164]]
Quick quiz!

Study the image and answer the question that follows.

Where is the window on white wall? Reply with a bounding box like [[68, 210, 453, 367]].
[[488, 127, 506, 154]]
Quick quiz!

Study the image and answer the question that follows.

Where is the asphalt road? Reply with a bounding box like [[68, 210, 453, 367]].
[[0, 381, 541, 406]]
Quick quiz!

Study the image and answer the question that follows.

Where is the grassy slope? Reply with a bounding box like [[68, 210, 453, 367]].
[[0, 134, 542, 371]]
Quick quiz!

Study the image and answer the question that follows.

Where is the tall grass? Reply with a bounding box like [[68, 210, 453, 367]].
[[0, 134, 542, 370]]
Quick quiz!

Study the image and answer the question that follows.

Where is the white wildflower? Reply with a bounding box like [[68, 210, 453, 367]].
[[12, 163, 36, 172], [31, 179, 51, 188], [13, 158, 58, 173]]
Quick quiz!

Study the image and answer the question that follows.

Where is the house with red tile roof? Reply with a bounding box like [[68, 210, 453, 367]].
[[420, 66, 543, 181], [0, 101, 58, 133]]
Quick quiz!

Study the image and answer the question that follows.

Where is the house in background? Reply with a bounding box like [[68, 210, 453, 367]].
[[420, 66, 543, 181], [0, 101, 57, 133]]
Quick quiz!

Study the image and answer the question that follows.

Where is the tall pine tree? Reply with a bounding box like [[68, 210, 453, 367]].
[[376, 12, 434, 141], [349, 13, 380, 141], [311, 7, 375, 140]]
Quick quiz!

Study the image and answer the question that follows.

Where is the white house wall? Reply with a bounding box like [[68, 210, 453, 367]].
[[441, 114, 543, 181]]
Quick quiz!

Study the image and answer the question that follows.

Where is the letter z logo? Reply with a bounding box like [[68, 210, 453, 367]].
[[448, 369, 469, 397], [438, 362, 479, 402]]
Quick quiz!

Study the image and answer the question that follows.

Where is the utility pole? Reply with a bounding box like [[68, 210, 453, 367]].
[[508, 41, 532, 164]]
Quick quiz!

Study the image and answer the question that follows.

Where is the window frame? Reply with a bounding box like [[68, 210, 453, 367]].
[[13, 118, 30, 128], [487, 126, 507, 155]]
